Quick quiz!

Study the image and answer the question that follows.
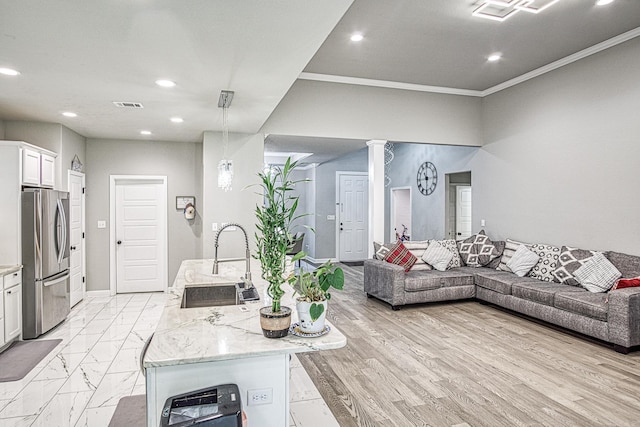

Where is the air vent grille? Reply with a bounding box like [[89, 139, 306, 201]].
[[112, 101, 144, 108]]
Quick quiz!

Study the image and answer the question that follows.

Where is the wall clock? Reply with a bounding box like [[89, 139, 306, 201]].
[[417, 161, 437, 196]]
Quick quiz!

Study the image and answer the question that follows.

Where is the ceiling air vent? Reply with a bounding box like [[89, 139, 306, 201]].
[[112, 101, 144, 108]]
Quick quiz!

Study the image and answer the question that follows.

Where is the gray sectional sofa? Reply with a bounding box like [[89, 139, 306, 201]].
[[363, 250, 640, 353]]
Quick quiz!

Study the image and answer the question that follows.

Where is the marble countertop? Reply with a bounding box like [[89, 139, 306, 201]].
[[0, 265, 22, 276], [143, 259, 347, 368]]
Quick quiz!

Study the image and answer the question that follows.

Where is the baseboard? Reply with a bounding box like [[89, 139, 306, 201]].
[[85, 290, 111, 298]]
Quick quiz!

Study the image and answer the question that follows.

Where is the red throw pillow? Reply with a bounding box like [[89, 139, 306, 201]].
[[384, 241, 417, 272], [611, 276, 640, 291]]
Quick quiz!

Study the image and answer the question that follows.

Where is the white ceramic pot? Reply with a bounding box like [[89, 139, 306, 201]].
[[295, 300, 327, 334]]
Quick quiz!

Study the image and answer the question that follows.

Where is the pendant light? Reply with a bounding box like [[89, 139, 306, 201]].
[[218, 90, 234, 192]]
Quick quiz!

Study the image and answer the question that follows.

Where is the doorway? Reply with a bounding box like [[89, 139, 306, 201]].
[[445, 172, 472, 240], [109, 176, 168, 295], [390, 187, 411, 242], [336, 172, 369, 262], [68, 171, 85, 307]]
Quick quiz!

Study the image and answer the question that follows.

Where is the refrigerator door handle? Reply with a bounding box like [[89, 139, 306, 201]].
[[55, 199, 66, 265], [35, 190, 43, 271], [43, 272, 70, 287]]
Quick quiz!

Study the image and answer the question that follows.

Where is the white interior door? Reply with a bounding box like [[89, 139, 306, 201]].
[[338, 173, 369, 261], [456, 186, 472, 240], [68, 171, 85, 307], [390, 188, 411, 241], [114, 179, 167, 294]]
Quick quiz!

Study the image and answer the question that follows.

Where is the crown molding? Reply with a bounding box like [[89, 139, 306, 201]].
[[482, 26, 640, 96], [297, 72, 483, 97], [299, 26, 640, 98]]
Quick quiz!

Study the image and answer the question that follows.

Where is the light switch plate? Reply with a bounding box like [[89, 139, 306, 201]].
[[97, 220, 106, 229], [327, 215, 336, 220]]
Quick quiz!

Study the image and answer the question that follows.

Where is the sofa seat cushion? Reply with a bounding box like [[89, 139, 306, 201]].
[[511, 282, 585, 306], [554, 292, 608, 321], [404, 270, 474, 292], [474, 270, 541, 295]]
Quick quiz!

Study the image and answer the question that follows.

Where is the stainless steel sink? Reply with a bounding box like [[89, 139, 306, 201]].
[[180, 281, 259, 308]]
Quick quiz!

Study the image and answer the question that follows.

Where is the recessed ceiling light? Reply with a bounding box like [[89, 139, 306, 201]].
[[170, 117, 184, 123], [0, 68, 20, 76], [488, 53, 502, 62], [350, 33, 364, 42], [155, 79, 176, 88], [140, 130, 152, 135], [596, 0, 614, 5], [62, 112, 77, 118]]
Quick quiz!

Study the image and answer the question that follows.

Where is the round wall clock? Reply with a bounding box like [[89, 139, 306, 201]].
[[417, 161, 437, 196]]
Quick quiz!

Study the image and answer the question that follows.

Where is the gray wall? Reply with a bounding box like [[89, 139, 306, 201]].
[[261, 79, 483, 146], [313, 148, 368, 259], [59, 126, 86, 190], [202, 132, 264, 260], [385, 143, 478, 241], [85, 138, 203, 291], [470, 37, 640, 255]]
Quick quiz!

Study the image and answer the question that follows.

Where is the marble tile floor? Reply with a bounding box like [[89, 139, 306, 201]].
[[0, 292, 338, 427]]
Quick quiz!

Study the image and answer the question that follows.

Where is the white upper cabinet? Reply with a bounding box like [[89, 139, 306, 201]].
[[18, 145, 57, 188], [22, 147, 41, 186], [40, 153, 55, 188]]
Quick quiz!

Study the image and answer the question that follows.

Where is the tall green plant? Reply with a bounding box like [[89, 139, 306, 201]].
[[254, 158, 306, 312]]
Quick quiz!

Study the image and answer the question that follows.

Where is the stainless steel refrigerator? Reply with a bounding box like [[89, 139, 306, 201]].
[[21, 188, 71, 339]]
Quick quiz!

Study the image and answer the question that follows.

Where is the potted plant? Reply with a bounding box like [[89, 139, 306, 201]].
[[289, 260, 344, 334], [254, 158, 306, 338]]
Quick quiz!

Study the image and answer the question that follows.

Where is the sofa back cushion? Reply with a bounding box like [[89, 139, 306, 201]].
[[606, 251, 640, 278]]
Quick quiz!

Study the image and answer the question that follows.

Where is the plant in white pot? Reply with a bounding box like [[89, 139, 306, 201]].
[[290, 260, 344, 334], [254, 158, 307, 338]]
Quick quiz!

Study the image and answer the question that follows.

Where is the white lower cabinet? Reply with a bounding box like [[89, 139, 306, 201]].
[[4, 284, 22, 341], [0, 289, 4, 346]]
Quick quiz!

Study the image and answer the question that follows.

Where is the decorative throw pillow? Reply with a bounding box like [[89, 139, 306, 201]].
[[373, 241, 394, 260], [429, 239, 462, 269], [497, 238, 532, 272], [383, 241, 418, 272], [456, 230, 501, 268], [527, 243, 561, 282], [552, 246, 601, 286], [422, 241, 454, 272], [506, 245, 540, 277], [574, 252, 621, 293], [610, 276, 640, 291], [486, 240, 506, 269], [403, 240, 430, 266]]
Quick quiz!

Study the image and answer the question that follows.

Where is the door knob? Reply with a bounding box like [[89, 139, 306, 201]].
[[70, 245, 76, 250], [457, 232, 461, 236], [117, 240, 122, 245]]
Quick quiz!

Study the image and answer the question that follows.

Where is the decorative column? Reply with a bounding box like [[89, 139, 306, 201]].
[[367, 139, 387, 257]]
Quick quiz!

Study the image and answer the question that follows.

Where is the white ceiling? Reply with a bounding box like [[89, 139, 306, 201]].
[[0, 0, 639, 156]]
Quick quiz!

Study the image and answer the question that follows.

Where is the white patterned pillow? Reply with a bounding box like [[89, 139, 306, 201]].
[[507, 245, 540, 277], [527, 243, 561, 282], [574, 252, 621, 293], [403, 240, 430, 266], [422, 242, 454, 271], [552, 246, 601, 286], [429, 239, 462, 269], [457, 230, 501, 268], [498, 238, 532, 272]]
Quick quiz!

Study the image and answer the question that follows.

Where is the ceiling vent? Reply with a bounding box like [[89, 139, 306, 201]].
[[112, 101, 144, 108]]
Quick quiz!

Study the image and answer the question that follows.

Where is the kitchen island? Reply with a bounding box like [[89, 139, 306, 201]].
[[143, 259, 346, 427]]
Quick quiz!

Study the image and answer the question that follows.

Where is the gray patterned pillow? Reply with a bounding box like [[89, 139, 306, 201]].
[[498, 238, 532, 272], [373, 242, 394, 260], [527, 243, 561, 282], [457, 230, 501, 268], [429, 239, 462, 269], [552, 246, 601, 286]]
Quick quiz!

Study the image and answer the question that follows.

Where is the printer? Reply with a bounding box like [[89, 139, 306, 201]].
[[160, 384, 243, 427]]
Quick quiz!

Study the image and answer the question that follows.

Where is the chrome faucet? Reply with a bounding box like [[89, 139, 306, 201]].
[[212, 223, 252, 282]]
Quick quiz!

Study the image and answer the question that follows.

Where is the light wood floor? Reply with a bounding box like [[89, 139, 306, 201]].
[[297, 264, 640, 427]]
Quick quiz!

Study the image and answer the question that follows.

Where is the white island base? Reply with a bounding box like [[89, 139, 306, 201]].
[[144, 259, 346, 427]]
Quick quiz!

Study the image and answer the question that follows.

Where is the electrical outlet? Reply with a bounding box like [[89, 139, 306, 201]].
[[481, 219, 486, 227], [247, 388, 273, 406], [212, 223, 218, 232], [97, 220, 106, 229]]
